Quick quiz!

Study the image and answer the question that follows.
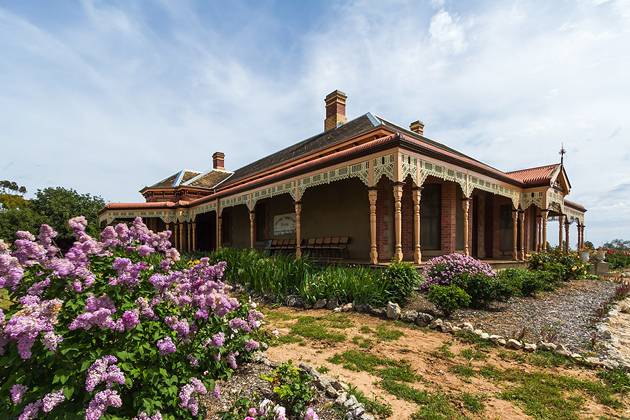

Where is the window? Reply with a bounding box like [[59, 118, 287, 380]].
[[421, 184, 441, 250]]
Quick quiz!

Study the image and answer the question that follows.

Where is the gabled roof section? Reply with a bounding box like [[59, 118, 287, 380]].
[[507, 164, 560, 186], [143, 169, 201, 191], [221, 113, 381, 187], [182, 170, 233, 189]]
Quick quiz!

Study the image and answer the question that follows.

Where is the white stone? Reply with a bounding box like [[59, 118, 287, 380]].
[[473, 329, 484, 336], [524, 343, 537, 352], [498, 339, 507, 346], [335, 392, 348, 405], [386, 302, 401, 320], [538, 341, 558, 351], [430, 318, 444, 330], [480, 332, 490, 340], [507, 339, 523, 350], [461, 322, 474, 331], [344, 395, 359, 408]]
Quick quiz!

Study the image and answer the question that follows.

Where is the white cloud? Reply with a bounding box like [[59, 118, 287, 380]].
[[429, 10, 467, 54]]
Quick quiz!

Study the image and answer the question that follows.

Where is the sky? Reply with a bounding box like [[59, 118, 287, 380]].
[[1, 0, 629, 246]]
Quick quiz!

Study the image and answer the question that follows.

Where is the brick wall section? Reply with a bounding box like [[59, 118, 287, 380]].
[[376, 178, 393, 261], [401, 179, 414, 261], [441, 181, 457, 254]]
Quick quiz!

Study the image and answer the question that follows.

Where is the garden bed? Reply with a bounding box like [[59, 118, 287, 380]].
[[202, 355, 342, 420], [405, 279, 618, 353]]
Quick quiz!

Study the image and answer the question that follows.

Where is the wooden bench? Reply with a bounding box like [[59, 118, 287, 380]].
[[267, 236, 350, 259]]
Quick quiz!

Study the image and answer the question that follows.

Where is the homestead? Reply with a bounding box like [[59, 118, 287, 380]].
[[99, 90, 586, 264]]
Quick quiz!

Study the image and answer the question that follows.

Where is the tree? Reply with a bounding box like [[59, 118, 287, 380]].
[[30, 187, 105, 247], [0, 185, 105, 248], [603, 239, 630, 250]]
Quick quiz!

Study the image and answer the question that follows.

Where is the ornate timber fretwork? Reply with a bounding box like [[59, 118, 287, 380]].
[[546, 189, 565, 214], [189, 201, 217, 219], [99, 209, 178, 225], [251, 181, 295, 208], [564, 205, 585, 224], [220, 193, 252, 211], [371, 154, 395, 186], [296, 160, 370, 200], [400, 153, 419, 185], [216, 159, 372, 211], [520, 190, 545, 211]]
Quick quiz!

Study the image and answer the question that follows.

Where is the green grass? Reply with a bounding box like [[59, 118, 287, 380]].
[[375, 324, 405, 341], [477, 365, 502, 381], [495, 369, 622, 419], [316, 365, 329, 374], [346, 385, 393, 418], [272, 334, 305, 346], [290, 316, 346, 343], [380, 380, 457, 420], [448, 364, 475, 379], [460, 347, 487, 361], [432, 343, 455, 359], [526, 350, 575, 368], [327, 350, 419, 382], [597, 368, 630, 394], [460, 392, 485, 414], [453, 330, 493, 347], [262, 309, 294, 322], [359, 326, 373, 334], [351, 335, 373, 349], [323, 313, 354, 329], [379, 364, 421, 382]]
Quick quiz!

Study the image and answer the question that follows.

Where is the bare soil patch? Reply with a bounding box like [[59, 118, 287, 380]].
[[263, 307, 630, 419]]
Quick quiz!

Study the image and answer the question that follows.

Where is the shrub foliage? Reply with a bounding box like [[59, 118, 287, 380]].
[[0, 217, 263, 419]]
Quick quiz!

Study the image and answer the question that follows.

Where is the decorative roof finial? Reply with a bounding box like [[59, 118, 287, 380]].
[[559, 143, 566, 165]]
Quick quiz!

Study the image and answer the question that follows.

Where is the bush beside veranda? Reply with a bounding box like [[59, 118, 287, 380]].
[[0, 217, 264, 419], [206, 249, 420, 307]]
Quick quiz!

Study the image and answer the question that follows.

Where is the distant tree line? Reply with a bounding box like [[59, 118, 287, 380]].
[[603, 239, 630, 250], [0, 183, 105, 249]]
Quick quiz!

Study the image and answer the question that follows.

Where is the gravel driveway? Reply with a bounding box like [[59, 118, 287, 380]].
[[406, 279, 618, 352]]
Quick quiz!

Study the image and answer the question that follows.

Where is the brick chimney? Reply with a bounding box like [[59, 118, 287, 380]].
[[324, 90, 347, 131], [212, 152, 225, 170], [409, 120, 424, 136]]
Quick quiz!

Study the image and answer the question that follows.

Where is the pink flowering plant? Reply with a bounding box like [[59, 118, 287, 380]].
[[420, 253, 496, 291], [0, 217, 264, 419]]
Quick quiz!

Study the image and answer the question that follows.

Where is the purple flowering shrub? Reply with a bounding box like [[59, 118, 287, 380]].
[[0, 217, 264, 419], [420, 253, 496, 290]]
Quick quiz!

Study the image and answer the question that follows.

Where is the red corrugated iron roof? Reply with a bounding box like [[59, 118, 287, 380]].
[[506, 164, 559, 185]]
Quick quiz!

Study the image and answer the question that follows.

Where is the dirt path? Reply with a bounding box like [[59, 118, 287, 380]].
[[263, 307, 629, 420]]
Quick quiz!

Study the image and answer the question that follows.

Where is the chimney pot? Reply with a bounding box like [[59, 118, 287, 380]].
[[324, 90, 347, 131], [409, 120, 424, 136], [212, 152, 225, 170]]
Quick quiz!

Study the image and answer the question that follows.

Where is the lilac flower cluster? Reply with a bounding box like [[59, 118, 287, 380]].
[[2, 216, 265, 418], [86, 389, 122, 420], [240, 398, 319, 420], [85, 355, 126, 392], [156, 337, 177, 355], [16, 389, 64, 419], [109, 257, 147, 287], [1, 296, 62, 359], [421, 253, 496, 290], [133, 411, 163, 420], [178, 377, 207, 416]]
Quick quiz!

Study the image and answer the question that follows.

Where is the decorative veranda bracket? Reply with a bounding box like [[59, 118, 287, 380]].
[[98, 209, 178, 225], [564, 205, 585, 224]]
